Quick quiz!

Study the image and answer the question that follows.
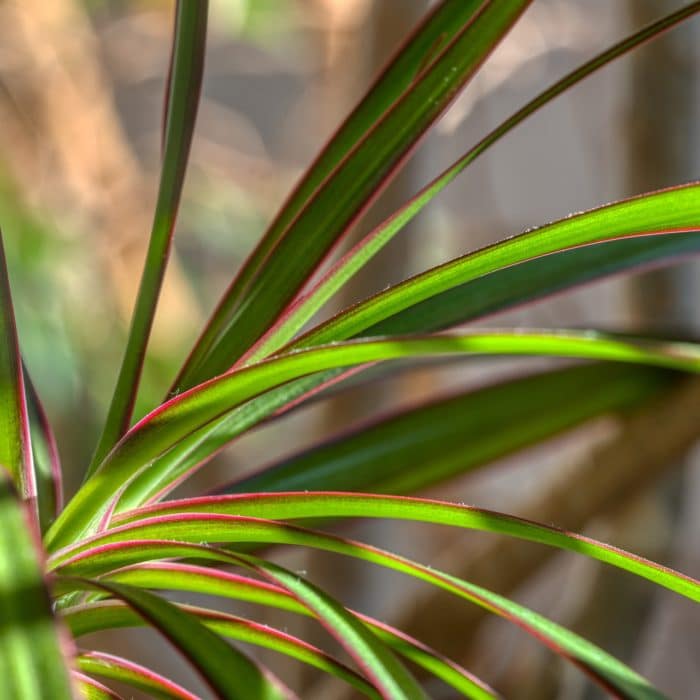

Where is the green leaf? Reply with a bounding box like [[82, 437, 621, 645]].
[[174, 0, 531, 389], [64, 578, 289, 700], [0, 232, 34, 503], [68, 496, 697, 602], [88, 1, 209, 474], [0, 474, 74, 700], [221, 362, 671, 495], [292, 184, 700, 349], [77, 651, 197, 700], [95, 562, 496, 699], [23, 366, 62, 533], [53, 531, 669, 698], [73, 672, 123, 700], [369, 232, 700, 336], [116, 235, 700, 511], [173, 0, 486, 385], [63, 560, 427, 700], [240, 2, 700, 363], [247, 555, 429, 700], [46, 330, 700, 550], [72, 604, 377, 699]]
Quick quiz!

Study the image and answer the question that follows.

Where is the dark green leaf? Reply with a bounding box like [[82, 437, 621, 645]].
[[88, 1, 208, 474], [222, 363, 671, 495], [64, 578, 289, 700], [175, 0, 531, 388]]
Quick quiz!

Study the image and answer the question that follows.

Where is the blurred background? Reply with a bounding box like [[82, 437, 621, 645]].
[[1, 0, 699, 697]]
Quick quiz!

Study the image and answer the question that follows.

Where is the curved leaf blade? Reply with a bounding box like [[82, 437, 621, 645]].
[[53, 531, 669, 698], [73, 606, 377, 699], [241, 2, 700, 363], [291, 184, 700, 349], [74, 499, 698, 603], [46, 330, 700, 550], [175, 0, 532, 388], [89, 1, 209, 473], [77, 652, 197, 700], [370, 232, 700, 336], [220, 362, 671, 495], [0, 474, 74, 700], [64, 577, 289, 700], [96, 562, 497, 699]]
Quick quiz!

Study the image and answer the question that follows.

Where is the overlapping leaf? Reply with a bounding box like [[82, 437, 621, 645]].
[[0, 475, 73, 699], [89, 1, 209, 473], [64, 577, 290, 700], [173, 0, 487, 384], [46, 330, 700, 549], [51, 525, 674, 698], [175, 0, 532, 388], [221, 363, 671, 495]]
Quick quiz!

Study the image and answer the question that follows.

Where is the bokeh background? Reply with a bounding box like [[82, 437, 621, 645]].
[[1, 0, 699, 697]]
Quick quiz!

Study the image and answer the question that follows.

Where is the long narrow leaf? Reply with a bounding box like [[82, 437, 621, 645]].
[[0, 232, 34, 504], [23, 366, 62, 532], [95, 562, 498, 699], [73, 605, 377, 699], [241, 2, 700, 363], [174, 0, 532, 388], [371, 232, 700, 336], [64, 564, 426, 699], [291, 185, 700, 349], [73, 672, 123, 700], [0, 474, 74, 699], [64, 577, 290, 700], [53, 535, 667, 697], [88, 1, 208, 474], [77, 499, 699, 603], [77, 652, 197, 700], [174, 0, 486, 384], [46, 330, 700, 550], [244, 555, 429, 700], [220, 362, 671, 495], [117, 233, 700, 511]]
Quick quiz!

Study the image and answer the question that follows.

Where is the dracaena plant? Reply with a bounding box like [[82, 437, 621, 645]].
[[2, 1, 700, 698]]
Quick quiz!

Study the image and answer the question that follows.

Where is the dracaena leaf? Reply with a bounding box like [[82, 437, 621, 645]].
[[52, 530, 669, 698], [0, 474, 74, 699], [173, 0, 487, 385], [63, 577, 291, 700], [0, 233, 34, 505], [46, 329, 700, 549], [174, 0, 532, 389], [23, 365, 62, 533], [88, 1, 208, 474], [292, 184, 700, 350], [93, 563, 496, 699], [77, 652, 197, 700], [219, 362, 671, 495], [73, 605, 377, 699], [240, 1, 700, 364]]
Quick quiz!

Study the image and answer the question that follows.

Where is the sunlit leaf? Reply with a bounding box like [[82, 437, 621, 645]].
[[46, 329, 700, 549], [221, 362, 671, 495], [0, 474, 73, 699], [77, 651, 197, 700], [53, 532, 668, 698], [241, 2, 700, 363], [88, 1, 209, 474], [64, 577, 290, 700], [175, 0, 531, 388]]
